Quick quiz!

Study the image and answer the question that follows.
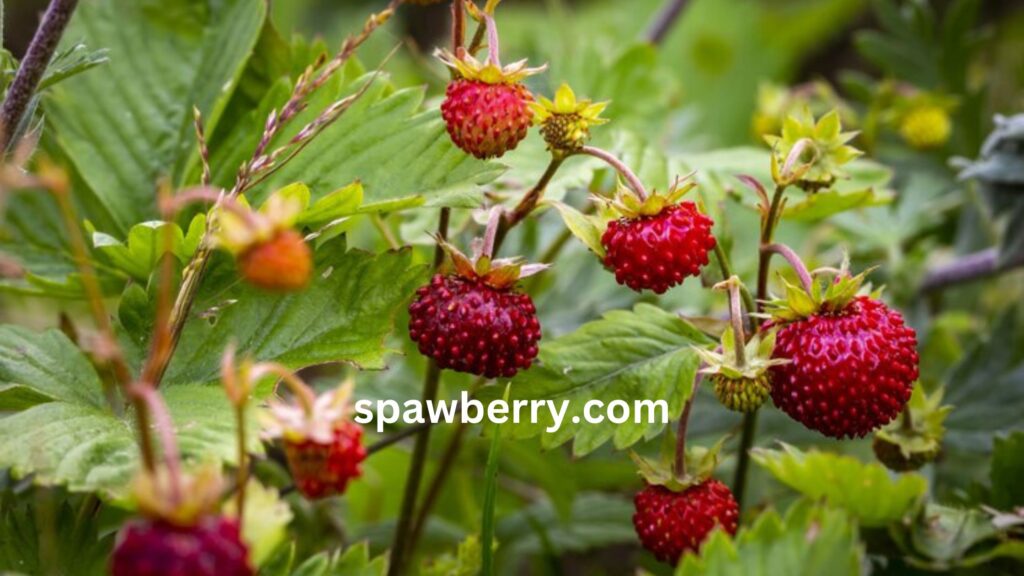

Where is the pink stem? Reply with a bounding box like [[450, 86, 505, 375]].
[[250, 363, 317, 415], [580, 146, 649, 201], [483, 13, 501, 67], [481, 206, 502, 259], [763, 243, 814, 294]]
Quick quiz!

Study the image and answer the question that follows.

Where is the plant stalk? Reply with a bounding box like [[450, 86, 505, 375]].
[[733, 183, 787, 508], [0, 0, 79, 151], [580, 145, 649, 201], [645, 0, 689, 45]]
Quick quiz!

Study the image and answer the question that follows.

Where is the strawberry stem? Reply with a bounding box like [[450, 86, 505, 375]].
[[251, 363, 317, 415], [131, 384, 184, 505], [674, 395, 694, 477], [715, 277, 748, 368], [763, 243, 814, 294], [480, 206, 503, 259], [580, 145, 649, 201], [483, 13, 502, 67]]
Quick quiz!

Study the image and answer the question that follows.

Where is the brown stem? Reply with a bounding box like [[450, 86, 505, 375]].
[[495, 156, 564, 248], [131, 384, 183, 503], [234, 403, 248, 522], [0, 0, 79, 150], [674, 396, 694, 477]]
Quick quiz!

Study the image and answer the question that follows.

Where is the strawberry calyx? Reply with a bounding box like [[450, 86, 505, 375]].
[[529, 83, 609, 153], [262, 379, 357, 446], [694, 327, 789, 382], [764, 107, 862, 191], [630, 437, 727, 493], [436, 48, 546, 85], [763, 259, 877, 322], [873, 384, 951, 470], [599, 172, 699, 220], [131, 462, 226, 528], [438, 208, 548, 290]]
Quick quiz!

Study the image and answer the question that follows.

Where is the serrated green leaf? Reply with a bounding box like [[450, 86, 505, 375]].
[[290, 542, 387, 576], [752, 444, 926, 527], [0, 382, 261, 494], [478, 304, 713, 456], [676, 501, 862, 576], [0, 327, 105, 410], [0, 496, 115, 575], [90, 215, 206, 282], [161, 247, 426, 385], [44, 0, 268, 233]]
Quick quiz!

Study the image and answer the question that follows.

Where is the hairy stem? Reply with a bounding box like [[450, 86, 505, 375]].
[[719, 278, 747, 367], [712, 243, 756, 322], [580, 146, 649, 201], [0, 0, 79, 150]]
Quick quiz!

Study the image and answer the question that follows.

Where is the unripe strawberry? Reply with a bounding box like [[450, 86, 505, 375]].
[[435, 29, 545, 159], [872, 436, 938, 472], [112, 516, 253, 576], [602, 202, 716, 294], [410, 274, 541, 378], [441, 79, 535, 159], [263, 382, 366, 499], [237, 229, 312, 292], [283, 420, 365, 499], [769, 295, 918, 439], [633, 480, 739, 564], [872, 385, 950, 472], [711, 373, 771, 413]]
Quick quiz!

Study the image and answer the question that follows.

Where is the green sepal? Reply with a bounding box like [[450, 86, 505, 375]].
[[630, 436, 728, 492], [874, 384, 952, 464], [693, 327, 789, 381], [763, 259, 876, 322], [602, 173, 699, 219]]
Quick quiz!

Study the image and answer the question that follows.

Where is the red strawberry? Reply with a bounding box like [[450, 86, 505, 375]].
[[602, 202, 716, 294], [237, 229, 312, 292], [283, 420, 366, 499], [441, 79, 534, 159], [769, 295, 918, 439], [409, 273, 541, 378], [633, 480, 739, 564], [111, 516, 253, 576]]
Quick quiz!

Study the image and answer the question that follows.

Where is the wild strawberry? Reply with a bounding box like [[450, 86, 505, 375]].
[[215, 191, 311, 292], [598, 175, 716, 294], [262, 380, 366, 499], [236, 229, 312, 292], [633, 480, 739, 564], [112, 516, 252, 576], [435, 19, 545, 159], [112, 464, 253, 576], [766, 270, 919, 439], [409, 210, 547, 378], [410, 274, 541, 378], [872, 385, 950, 472], [284, 421, 365, 498]]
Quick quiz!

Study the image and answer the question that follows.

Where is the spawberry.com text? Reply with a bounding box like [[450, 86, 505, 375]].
[[354, 391, 670, 434]]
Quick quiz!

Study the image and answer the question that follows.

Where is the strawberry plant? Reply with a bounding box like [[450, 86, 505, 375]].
[[0, 0, 1022, 575]]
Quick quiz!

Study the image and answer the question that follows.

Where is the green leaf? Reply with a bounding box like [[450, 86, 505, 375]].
[[0, 496, 115, 575], [478, 304, 713, 456], [225, 480, 293, 567], [546, 200, 605, 257], [290, 542, 387, 576], [676, 501, 862, 576], [481, 386, 508, 576], [0, 382, 261, 494], [0, 327, 105, 410], [43, 0, 268, 233], [752, 444, 927, 527], [901, 504, 1002, 567], [991, 432, 1024, 510], [162, 247, 427, 385], [90, 215, 206, 282]]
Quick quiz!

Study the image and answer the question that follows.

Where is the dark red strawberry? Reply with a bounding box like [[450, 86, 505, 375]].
[[769, 295, 918, 439], [283, 420, 366, 499], [602, 202, 716, 294], [111, 516, 252, 576], [409, 273, 541, 378], [633, 480, 739, 564]]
